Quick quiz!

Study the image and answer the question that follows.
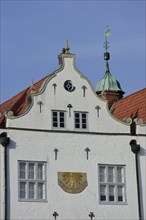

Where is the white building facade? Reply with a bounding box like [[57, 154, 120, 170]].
[[0, 50, 145, 220]]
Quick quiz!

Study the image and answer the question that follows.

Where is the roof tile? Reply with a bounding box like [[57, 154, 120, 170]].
[[0, 75, 48, 128], [112, 88, 146, 122]]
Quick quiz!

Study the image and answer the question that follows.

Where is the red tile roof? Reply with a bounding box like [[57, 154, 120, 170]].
[[0, 75, 48, 128], [111, 88, 146, 123]]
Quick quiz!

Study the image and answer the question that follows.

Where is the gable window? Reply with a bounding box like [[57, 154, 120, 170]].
[[74, 112, 88, 130], [18, 161, 46, 201], [98, 165, 126, 204], [52, 111, 65, 129]]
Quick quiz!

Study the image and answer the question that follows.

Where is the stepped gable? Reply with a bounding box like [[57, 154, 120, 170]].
[[0, 75, 48, 128], [111, 88, 146, 123]]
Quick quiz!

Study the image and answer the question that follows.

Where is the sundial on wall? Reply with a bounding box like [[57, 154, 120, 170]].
[[58, 172, 88, 194]]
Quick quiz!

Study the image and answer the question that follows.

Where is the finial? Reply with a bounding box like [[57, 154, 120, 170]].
[[105, 61, 110, 73], [103, 26, 111, 61], [30, 79, 36, 94], [65, 39, 70, 54], [104, 25, 112, 52]]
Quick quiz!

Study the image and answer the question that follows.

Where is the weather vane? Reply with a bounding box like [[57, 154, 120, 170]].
[[104, 26, 112, 52]]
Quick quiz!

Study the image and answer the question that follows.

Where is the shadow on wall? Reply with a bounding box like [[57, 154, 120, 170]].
[[138, 147, 145, 220], [7, 139, 17, 220], [139, 146, 146, 157]]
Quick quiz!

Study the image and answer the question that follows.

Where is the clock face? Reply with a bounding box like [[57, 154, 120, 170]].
[[64, 80, 75, 92], [58, 172, 88, 194]]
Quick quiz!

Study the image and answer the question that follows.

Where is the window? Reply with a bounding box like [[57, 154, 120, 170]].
[[52, 111, 65, 129], [18, 161, 46, 201], [98, 165, 126, 204], [74, 112, 88, 130]]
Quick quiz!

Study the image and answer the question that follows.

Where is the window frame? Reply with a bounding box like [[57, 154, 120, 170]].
[[18, 161, 47, 202], [74, 111, 88, 130], [52, 110, 66, 129], [98, 164, 126, 205]]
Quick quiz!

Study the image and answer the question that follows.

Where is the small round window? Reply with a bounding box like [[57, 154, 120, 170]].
[[64, 80, 75, 92]]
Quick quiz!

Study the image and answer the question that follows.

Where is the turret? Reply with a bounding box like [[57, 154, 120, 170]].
[[96, 27, 125, 109]]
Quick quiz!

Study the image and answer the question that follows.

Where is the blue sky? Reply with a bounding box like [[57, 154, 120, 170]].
[[0, 0, 145, 103]]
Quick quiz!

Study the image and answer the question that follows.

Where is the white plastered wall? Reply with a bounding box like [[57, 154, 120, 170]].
[[7, 55, 130, 134], [3, 54, 145, 219]]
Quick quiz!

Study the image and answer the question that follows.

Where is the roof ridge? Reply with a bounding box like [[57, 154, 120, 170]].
[[0, 87, 29, 106], [111, 88, 146, 123], [113, 88, 146, 105], [0, 74, 51, 121], [124, 87, 146, 98], [0, 74, 49, 106]]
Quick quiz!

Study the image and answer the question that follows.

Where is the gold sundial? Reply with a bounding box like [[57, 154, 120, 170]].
[[58, 172, 88, 194]]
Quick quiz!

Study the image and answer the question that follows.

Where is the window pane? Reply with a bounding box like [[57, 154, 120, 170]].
[[82, 119, 86, 123], [60, 117, 64, 122], [53, 112, 57, 117], [82, 113, 86, 118], [28, 163, 35, 179], [60, 113, 64, 128], [109, 185, 114, 194], [117, 167, 123, 183], [100, 185, 106, 193], [82, 114, 87, 129], [52, 111, 58, 127], [118, 186, 123, 194], [99, 166, 106, 182], [53, 117, 57, 122], [75, 113, 79, 118], [118, 186, 124, 201], [82, 124, 87, 129], [60, 123, 64, 127], [109, 185, 115, 201], [29, 182, 35, 199], [53, 120, 58, 127], [108, 167, 114, 182], [109, 195, 114, 201], [100, 185, 106, 201], [20, 182, 26, 198], [75, 118, 80, 123], [38, 183, 44, 199], [75, 113, 80, 128], [75, 123, 80, 128], [19, 163, 26, 179], [53, 122, 58, 127], [100, 195, 106, 201], [118, 196, 123, 201], [60, 112, 64, 117], [37, 164, 43, 180]]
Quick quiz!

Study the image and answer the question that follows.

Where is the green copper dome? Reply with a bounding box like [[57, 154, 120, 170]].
[[96, 61, 124, 94]]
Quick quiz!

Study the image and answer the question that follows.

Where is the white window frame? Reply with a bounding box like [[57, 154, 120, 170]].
[[74, 111, 88, 130], [52, 110, 66, 129], [18, 161, 47, 201], [98, 164, 126, 204]]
